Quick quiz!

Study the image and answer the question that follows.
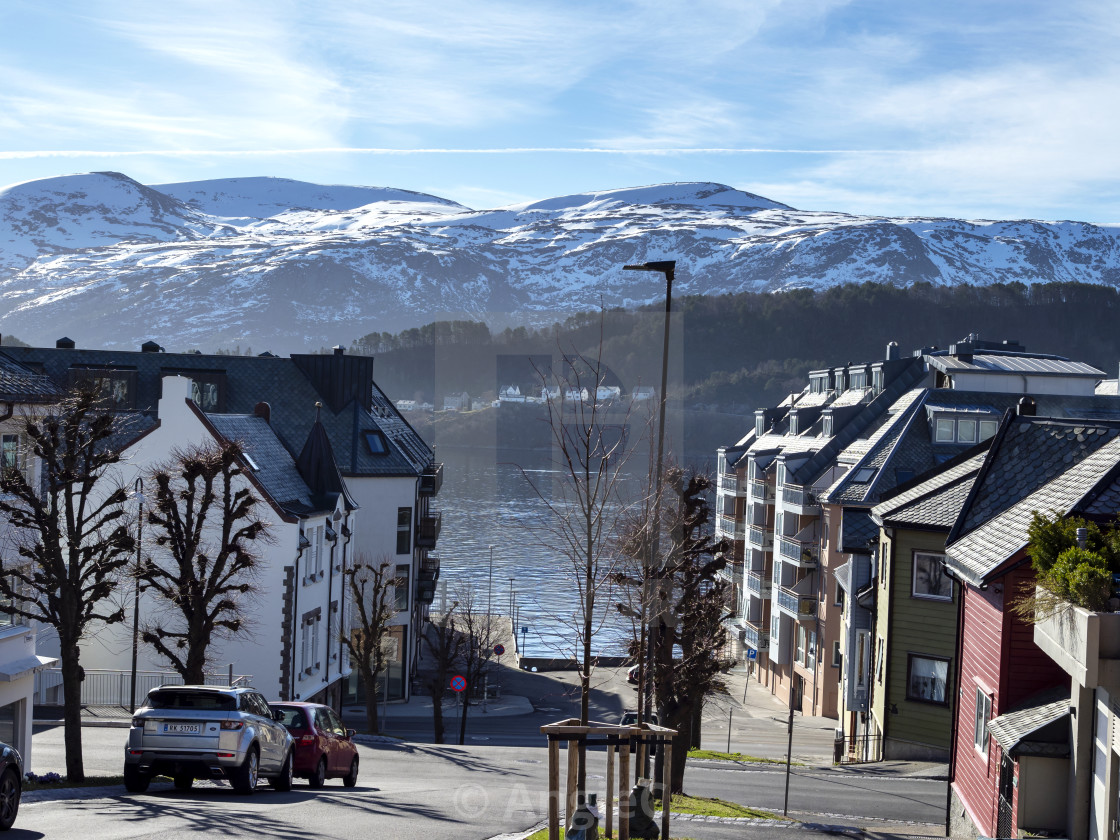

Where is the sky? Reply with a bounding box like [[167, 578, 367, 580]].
[[1, 0, 1118, 222]]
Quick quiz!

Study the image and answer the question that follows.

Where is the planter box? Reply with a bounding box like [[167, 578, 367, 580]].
[[1033, 587, 1120, 689]]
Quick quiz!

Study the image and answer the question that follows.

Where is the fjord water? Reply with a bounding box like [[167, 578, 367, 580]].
[[434, 446, 638, 659]]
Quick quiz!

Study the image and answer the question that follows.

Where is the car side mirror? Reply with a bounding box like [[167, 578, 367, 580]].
[[346, 729, 356, 739], [273, 710, 285, 722]]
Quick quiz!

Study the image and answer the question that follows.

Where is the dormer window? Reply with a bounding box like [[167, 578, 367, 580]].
[[849, 371, 867, 390], [789, 412, 799, 435], [934, 414, 999, 444], [823, 414, 834, 437], [755, 414, 766, 437], [810, 375, 828, 395], [68, 366, 136, 409]]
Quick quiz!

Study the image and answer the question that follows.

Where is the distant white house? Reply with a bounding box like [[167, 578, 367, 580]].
[[541, 385, 561, 401], [395, 399, 418, 412], [499, 385, 526, 403], [632, 385, 656, 401], [596, 385, 622, 402], [564, 387, 589, 402]]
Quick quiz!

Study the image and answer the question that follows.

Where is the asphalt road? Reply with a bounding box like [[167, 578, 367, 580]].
[[28, 726, 946, 834]]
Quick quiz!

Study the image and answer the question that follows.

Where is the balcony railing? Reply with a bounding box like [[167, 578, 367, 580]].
[[782, 484, 821, 508], [747, 526, 772, 550], [718, 473, 741, 494], [717, 514, 746, 540], [777, 587, 817, 619], [420, 462, 444, 496], [743, 621, 770, 652], [749, 479, 773, 503], [745, 570, 772, 598], [418, 555, 441, 582], [778, 535, 819, 567], [416, 578, 437, 605], [417, 511, 442, 547]]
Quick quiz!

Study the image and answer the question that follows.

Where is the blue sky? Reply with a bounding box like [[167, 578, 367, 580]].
[[1, 0, 1118, 221]]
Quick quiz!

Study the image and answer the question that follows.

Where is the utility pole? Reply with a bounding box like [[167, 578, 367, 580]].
[[783, 681, 796, 816]]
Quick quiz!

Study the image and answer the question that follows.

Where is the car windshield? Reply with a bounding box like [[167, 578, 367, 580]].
[[272, 707, 307, 728], [145, 690, 237, 711]]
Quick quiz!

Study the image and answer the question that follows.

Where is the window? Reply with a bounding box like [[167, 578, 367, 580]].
[[912, 552, 952, 601], [796, 626, 806, 665], [329, 601, 339, 661], [363, 430, 389, 455], [876, 637, 885, 683], [394, 564, 410, 611], [852, 467, 876, 483], [755, 415, 766, 436], [396, 507, 411, 554], [300, 609, 321, 674], [163, 369, 227, 412], [850, 371, 867, 390], [957, 419, 977, 444], [935, 414, 999, 444], [873, 369, 884, 394], [974, 689, 992, 753], [832, 640, 842, 668], [808, 631, 817, 670], [68, 366, 136, 409], [979, 419, 999, 441], [0, 434, 19, 480], [822, 414, 834, 437], [935, 418, 955, 442], [305, 525, 323, 581], [855, 631, 869, 688], [907, 655, 949, 704], [834, 578, 844, 607]]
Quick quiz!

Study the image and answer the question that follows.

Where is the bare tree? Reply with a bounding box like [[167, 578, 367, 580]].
[[0, 389, 135, 780], [422, 603, 466, 744], [518, 329, 642, 798], [450, 584, 497, 745], [340, 553, 399, 734], [617, 466, 732, 793], [138, 440, 268, 683]]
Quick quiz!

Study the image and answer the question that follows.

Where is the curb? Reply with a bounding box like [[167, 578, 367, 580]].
[[489, 814, 869, 840], [33, 719, 130, 729], [23, 781, 173, 804], [352, 733, 404, 746]]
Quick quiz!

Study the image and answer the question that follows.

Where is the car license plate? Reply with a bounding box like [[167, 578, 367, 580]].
[[163, 723, 201, 734]]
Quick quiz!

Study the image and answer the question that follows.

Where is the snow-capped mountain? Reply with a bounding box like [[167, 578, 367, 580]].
[[0, 171, 1118, 354]]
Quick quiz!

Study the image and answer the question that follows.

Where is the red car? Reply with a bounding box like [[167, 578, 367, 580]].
[[269, 703, 359, 788]]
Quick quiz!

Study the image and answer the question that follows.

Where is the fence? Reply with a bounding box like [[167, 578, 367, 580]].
[[34, 667, 253, 708], [834, 732, 882, 764]]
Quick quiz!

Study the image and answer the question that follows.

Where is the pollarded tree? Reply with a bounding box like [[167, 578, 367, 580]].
[[0, 389, 135, 780], [340, 554, 398, 734], [422, 603, 466, 744], [139, 440, 268, 683]]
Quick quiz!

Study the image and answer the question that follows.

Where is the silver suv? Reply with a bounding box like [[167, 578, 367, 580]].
[[124, 685, 293, 794]]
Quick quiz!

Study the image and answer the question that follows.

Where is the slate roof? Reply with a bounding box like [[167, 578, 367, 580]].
[[871, 452, 985, 532], [839, 510, 879, 553], [0, 346, 433, 481], [944, 419, 1120, 585], [206, 413, 328, 517], [986, 688, 1071, 758], [0, 352, 62, 403], [825, 390, 1120, 508]]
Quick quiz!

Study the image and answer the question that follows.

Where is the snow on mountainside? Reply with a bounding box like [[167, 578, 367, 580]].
[[0, 171, 1118, 355]]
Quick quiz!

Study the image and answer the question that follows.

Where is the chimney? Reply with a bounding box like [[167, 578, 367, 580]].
[[141, 340, 162, 353], [886, 341, 900, 361], [254, 402, 271, 424], [1017, 396, 1036, 416], [333, 345, 345, 356], [56, 337, 75, 349]]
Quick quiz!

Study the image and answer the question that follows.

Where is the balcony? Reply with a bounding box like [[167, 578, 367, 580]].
[[745, 571, 772, 598], [416, 578, 437, 605], [718, 473, 742, 495], [747, 526, 773, 550], [743, 621, 770, 652], [1033, 590, 1120, 691], [418, 555, 440, 582], [778, 535, 819, 568], [776, 587, 817, 620], [717, 514, 746, 541], [749, 479, 773, 503], [417, 511, 442, 548], [420, 462, 444, 496], [780, 484, 821, 514]]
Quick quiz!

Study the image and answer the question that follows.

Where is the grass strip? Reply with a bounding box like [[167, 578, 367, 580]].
[[687, 748, 803, 766]]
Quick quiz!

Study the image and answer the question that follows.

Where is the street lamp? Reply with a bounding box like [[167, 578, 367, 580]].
[[623, 259, 675, 779], [130, 477, 145, 714]]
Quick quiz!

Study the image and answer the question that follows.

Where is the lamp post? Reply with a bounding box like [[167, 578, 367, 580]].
[[623, 259, 675, 778], [484, 545, 494, 713], [130, 477, 144, 714]]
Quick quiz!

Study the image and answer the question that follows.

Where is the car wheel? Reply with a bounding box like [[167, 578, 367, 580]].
[[173, 773, 194, 791], [270, 750, 293, 792], [343, 756, 358, 788], [308, 756, 326, 788], [0, 768, 19, 830], [231, 747, 259, 795], [123, 764, 150, 794]]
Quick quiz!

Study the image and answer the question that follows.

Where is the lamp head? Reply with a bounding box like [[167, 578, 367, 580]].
[[623, 260, 676, 274]]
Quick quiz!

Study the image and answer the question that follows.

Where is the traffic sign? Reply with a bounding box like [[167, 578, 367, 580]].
[[747, 649, 757, 661], [493, 644, 505, 656], [450, 675, 467, 692]]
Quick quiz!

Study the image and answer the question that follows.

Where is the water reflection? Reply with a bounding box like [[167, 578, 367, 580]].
[[434, 446, 637, 658]]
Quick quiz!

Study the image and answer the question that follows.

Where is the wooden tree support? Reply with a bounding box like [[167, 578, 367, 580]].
[[541, 718, 677, 840]]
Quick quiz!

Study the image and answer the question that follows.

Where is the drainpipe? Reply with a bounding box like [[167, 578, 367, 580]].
[[944, 564, 965, 838], [338, 514, 353, 710], [325, 519, 337, 697]]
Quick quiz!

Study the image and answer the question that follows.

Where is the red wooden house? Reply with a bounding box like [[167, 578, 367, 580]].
[[943, 410, 1120, 838]]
